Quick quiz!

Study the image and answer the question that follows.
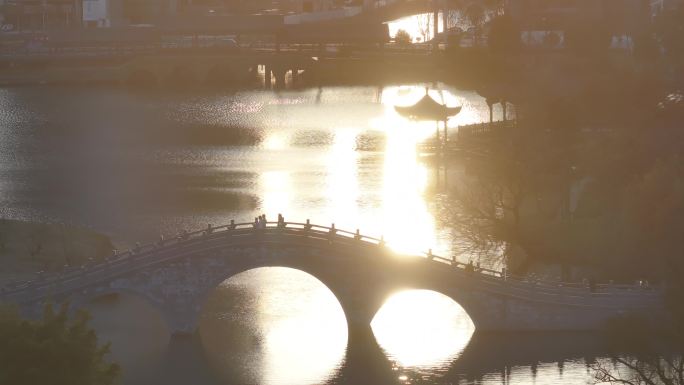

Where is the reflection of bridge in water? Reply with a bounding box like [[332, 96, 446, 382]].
[[1, 219, 664, 338]]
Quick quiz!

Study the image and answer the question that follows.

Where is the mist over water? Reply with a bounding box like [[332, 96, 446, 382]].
[[0, 85, 611, 384]]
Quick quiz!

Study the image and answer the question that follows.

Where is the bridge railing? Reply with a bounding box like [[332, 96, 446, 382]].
[[0, 220, 657, 300], [0, 40, 441, 61], [0, 220, 662, 301]]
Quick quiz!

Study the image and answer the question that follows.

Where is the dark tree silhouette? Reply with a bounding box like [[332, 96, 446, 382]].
[[0, 304, 120, 385], [395, 29, 412, 46]]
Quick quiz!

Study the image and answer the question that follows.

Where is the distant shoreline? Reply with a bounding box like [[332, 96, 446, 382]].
[[0, 49, 465, 89]]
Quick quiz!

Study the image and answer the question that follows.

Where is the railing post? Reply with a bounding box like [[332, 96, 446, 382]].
[[354, 229, 361, 240], [305, 219, 311, 231]]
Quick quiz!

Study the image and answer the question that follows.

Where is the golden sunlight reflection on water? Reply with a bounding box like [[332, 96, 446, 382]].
[[240, 86, 480, 380], [200, 268, 347, 385], [0, 85, 597, 385], [201, 274, 475, 384], [255, 85, 475, 256], [372, 290, 475, 368]]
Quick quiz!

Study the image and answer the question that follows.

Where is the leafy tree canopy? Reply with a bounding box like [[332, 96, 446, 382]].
[[0, 303, 120, 385]]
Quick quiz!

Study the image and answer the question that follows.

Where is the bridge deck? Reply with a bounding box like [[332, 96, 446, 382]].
[[1, 220, 661, 308]]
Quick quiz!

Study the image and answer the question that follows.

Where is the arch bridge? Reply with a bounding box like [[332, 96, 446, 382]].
[[0, 220, 664, 338]]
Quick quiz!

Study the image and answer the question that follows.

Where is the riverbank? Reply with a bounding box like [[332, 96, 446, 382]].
[[0, 53, 446, 89], [0, 219, 114, 286]]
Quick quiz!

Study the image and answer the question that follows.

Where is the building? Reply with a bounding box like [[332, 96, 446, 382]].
[[650, 0, 684, 16], [0, 0, 83, 31], [504, 0, 656, 50], [504, 0, 652, 31], [82, 0, 126, 27]]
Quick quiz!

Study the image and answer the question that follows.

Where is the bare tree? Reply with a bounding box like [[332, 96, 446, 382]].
[[416, 12, 434, 43], [592, 276, 684, 385], [594, 356, 684, 385], [449, 165, 528, 261], [447, 144, 566, 272]]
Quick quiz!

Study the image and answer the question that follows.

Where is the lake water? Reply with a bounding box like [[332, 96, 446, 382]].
[[0, 85, 615, 384]]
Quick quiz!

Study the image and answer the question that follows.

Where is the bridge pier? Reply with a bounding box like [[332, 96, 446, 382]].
[[320, 270, 394, 344], [273, 68, 286, 89], [291, 68, 299, 85], [248, 65, 259, 83], [264, 65, 272, 89], [163, 305, 202, 335], [334, 318, 396, 384], [158, 332, 220, 385]]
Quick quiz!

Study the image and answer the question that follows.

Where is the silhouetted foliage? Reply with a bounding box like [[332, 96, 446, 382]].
[[449, 86, 684, 280], [464, 3, 485, 30], [395, 29, 412, 46], [0, 303, 120, 385], [592, 279, 684, 385]]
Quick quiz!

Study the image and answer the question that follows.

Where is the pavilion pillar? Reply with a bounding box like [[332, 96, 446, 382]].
[[486, 98, 495, 124], [274, 68, 286, 89]]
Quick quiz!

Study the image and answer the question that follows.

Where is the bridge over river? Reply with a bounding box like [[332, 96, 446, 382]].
[[0, 220, 664, 337]]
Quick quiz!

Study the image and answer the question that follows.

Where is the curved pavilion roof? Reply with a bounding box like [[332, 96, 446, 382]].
[[394, 94, 462, 121]]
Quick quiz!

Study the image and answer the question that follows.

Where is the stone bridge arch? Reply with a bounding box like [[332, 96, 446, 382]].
[[2, 222, 665, 342], [24, 235, 485, 339], [80, 240, 418, 337]]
